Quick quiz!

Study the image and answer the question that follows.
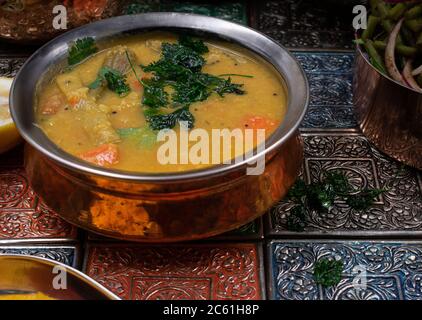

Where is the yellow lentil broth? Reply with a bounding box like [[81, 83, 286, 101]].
[[36, 33, 287, 173]]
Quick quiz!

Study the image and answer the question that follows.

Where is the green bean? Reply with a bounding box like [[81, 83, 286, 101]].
[[362, 16, 380, 40], [377, 1, 390, 18], [381, 19, 393, 32], [397, 44, 417, 57], [405, 19, 422, 33], [404, 4, 422, 20], [381, 20, 403, 44], [364, 39, 387, 74], [388, 3, 407, 20], [372, 40, 417, 57], [373, 40, 387, 50], [370, 0, 379, 16]]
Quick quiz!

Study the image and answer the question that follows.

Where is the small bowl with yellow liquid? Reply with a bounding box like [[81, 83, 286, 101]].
[[0, 255, 119, 300]]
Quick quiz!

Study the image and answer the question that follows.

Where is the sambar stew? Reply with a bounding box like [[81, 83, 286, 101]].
[[36, 33, 287, 173]]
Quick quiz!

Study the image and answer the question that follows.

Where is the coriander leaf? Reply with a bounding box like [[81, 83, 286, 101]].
[[142, 59, 192, 81], [287, 179, 307, 202], [306, 183, 336, 212], [142, 79, 169, 108], [146, 107, 195, 130], [286, 205, 307, 232], [171, 73, 212, 106], [104, 69, 130, 97], [346, 188, 385, 210], [68, 37, 98, 66], [214, 77, 245, 96], [161, 42, 205, 72], [218, 73, 254, 78], [313, 258, 343, 288], [179, 35, 209, 54], [324, 170, 352, 195], [89, 66, 130, 97], [88, 66, 113, 89]]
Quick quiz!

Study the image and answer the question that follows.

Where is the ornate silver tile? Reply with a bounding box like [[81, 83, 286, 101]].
[[268, 240, 422, 300], [256, 0, 362, 49], [292, 52, 357, 129], [267, 132, 422, 237], [0, 57, 26, 77], [0, 245, 77, 267]]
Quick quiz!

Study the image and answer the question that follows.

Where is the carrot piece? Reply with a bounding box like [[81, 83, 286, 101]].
[[130, 79, 142, 92], [68, 96, 81, 107], [79, 144, 119, 167], [243, 116, 277, 131]]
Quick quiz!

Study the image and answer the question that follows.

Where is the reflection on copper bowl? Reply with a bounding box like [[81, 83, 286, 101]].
[[353, 46, 422, 170], [10, 13, 309, 242]]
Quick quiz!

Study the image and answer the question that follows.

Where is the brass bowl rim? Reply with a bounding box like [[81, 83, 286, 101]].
[[0, 254, 120, 300], [10, 12, 309, 182]]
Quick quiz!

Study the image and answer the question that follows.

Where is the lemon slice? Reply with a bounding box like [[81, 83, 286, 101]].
[[0, 77, 22, 153]]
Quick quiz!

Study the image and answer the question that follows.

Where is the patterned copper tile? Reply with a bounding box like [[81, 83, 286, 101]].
[[0, 245, 77, 267], [256, 0, 363, 49], [0, 166, 78, 243], [268, 240, 422, 300], [267, 132, 422, 237], [84, 243, 264, 300]]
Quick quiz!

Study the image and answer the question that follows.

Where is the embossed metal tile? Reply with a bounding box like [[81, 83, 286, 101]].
[[292, 51, 357, 129], [267, 132, 422, 237], [0, 166, 78, 243], [84, 243, 265, 300], [256, 0, 362, 49], [123, 0, 248, 25], [267, 240, 422, 300], [0, 57, 26, 77], [0, 245, 77, 267]]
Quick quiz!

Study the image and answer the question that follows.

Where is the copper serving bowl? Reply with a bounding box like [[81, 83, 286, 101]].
[[10, 13, 309, 242], [353, 46, 422, 170], [0, 255, 119, 300]]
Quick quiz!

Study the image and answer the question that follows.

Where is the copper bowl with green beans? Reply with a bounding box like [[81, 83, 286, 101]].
[[353, 0, 422, 169]]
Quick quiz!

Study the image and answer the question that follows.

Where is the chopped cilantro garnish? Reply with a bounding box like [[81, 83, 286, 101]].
[[284, 171, 386, 232], [68, 37, 98, 66], [89, 66, 130, 97], [313, 258, 343, 287], [138, 35, 246, 130]]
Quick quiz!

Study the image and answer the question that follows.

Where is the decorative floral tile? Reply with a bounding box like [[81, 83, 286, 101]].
[[0, 166, 78, 243], [257, 0, 361, 49], [267, 132, 422, 237], [0, 245, 77, 267], [123, 0, 248, 25], [0, 57, 26, 77], [292, 52, 357, 129], [267, 240, 422, 300], [84, 243, 265, 300]]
